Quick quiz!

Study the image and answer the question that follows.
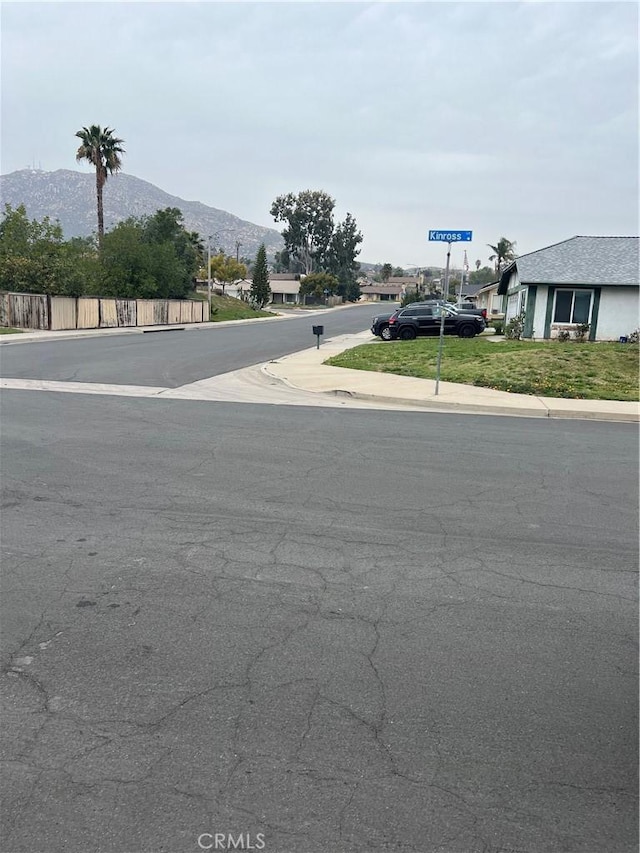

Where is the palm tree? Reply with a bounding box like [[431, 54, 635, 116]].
[[487, 237, 517, 275], [75, 125, 125, 241]]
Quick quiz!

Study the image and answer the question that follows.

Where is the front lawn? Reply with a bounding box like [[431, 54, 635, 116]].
[[0, 327, 24, 334], [191, 292, 274, 322], [325, 338, 639, 401]]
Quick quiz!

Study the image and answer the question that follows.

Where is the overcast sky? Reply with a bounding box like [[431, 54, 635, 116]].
[[1, 1, 638, 267]]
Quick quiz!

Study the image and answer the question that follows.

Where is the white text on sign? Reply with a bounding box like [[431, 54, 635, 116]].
[[428, 230, 473, 242]]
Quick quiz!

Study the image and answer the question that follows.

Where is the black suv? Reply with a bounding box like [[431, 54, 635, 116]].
[[371, 300, 484, 340], [387, 304, 485, 340]]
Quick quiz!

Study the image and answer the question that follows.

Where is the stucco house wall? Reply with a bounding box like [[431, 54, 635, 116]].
[[524, 285, 638, 341], [595, 287, 639, 339]]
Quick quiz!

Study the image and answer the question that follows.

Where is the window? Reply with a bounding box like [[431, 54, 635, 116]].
[[553, 290, 592, 324]]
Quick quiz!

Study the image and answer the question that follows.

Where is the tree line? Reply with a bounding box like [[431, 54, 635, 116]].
[[270, 189, 363, 301], [0, 203, 202, 299]]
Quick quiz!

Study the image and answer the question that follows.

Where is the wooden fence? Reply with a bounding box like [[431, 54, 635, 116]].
[[0, 292, 205, 331]]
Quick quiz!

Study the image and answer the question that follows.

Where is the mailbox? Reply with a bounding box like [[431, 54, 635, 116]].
[[312, 325, 324, 349]]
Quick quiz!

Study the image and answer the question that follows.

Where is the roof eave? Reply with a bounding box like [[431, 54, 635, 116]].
[[497, 261, 517, 295]]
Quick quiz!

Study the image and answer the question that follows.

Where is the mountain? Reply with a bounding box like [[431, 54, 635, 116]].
[[0, 169, 284, 258]]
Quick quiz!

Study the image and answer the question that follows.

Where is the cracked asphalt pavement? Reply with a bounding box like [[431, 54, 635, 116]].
[[1, 388, 638, 853]]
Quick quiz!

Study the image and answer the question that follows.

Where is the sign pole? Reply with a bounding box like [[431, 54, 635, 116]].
[[434, 241, 451, 396], [207, 237, 212, 320], [428, 231, 472, 397]]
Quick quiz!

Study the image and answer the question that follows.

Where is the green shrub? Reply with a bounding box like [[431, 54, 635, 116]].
[[573, 323, 590, 342], [504, 311, 525, 340], [401, 289, 423, 307]]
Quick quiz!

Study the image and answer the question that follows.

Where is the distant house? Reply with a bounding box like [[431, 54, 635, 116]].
[[458, 281, 485, 302], [473, 280, 503, 317], [226, 273, 303, 305], [497, 236, 639, 340], [360, 284, 404, 302], [267, 273, 303, 305], [360, 276, 420, 302], [225, 279, 253, 300]]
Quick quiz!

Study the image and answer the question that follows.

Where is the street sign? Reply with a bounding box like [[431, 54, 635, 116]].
[[428, 230, 473, 242]]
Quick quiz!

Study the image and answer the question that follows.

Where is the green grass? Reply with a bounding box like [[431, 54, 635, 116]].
[[190, 292, 274, 322], [0, 327, 24, 334], [325, 338, 639, 401]]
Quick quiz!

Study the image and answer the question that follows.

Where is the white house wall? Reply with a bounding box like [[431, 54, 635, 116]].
[[596, 288, 639, 340], [531, 285, 639, 340]]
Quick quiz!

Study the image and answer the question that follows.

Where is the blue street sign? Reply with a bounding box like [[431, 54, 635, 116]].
[[428, 230, 473, 242]]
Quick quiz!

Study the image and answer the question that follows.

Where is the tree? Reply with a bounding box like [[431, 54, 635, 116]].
[[380, 263, 393, 282], [273, 249, 290, 273], [99, 220, 163, 298], [469, 265, 496, 286], [250, 244, 271, 308], [487, 237, 517, 275], [270, 190, 335, 274], [392, 266, 405, 277], [75, 125, 125, 242], [0, 204, 98, 296], [299, 271, 339, 300], [475, 259, 481, 271], [143, 208, 200, 293], [326, 212, 363, 301], [99, 209, 201, 299], [209, 252, 247, 295]]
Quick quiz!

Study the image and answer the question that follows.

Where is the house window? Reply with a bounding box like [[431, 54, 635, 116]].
[[553, 290, 592, 324]]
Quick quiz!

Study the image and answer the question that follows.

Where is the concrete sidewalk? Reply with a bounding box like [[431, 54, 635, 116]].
[[263, 331, 640, 422]]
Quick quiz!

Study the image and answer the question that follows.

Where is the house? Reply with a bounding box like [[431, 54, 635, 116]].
[[360, 277, 420, 302], [226, 273, 303, 305], [473, 280, 503, 317], [225, 279, 253, 300], [266, 273, 303, 305], [360, 283, 405, 302], [497, 236, 639, 340]]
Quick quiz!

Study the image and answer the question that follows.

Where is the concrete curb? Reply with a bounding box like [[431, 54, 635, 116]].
[[261, 337, 640, 423], [330, 389, 640, 421], [0, 316, 289, 345]]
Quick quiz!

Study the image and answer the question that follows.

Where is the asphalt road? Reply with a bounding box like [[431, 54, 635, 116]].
[[0, 303, 384, 387], [1, 389, 637, 853]]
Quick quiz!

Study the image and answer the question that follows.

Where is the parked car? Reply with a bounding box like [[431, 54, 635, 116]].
[[386, 304, 485, 340], [371, 300, 484, 340], [455, 302, 488, 321], [371, 311, 398, 340]]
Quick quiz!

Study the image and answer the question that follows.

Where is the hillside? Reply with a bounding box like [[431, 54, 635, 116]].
[[0, 169, 284, 258]]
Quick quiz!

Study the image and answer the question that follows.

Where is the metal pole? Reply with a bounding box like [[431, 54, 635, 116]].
[[435, 242, 451, 396], [458, 249, 468, 304], [207, 238, 212, 320]]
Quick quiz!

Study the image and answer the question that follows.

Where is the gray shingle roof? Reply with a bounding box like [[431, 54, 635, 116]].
[[498, 236, 639, 293]]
